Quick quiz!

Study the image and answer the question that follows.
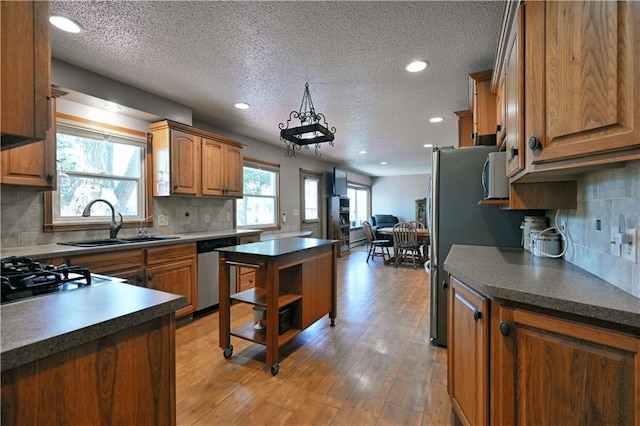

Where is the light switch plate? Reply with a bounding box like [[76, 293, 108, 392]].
[[610, 226, 621, 257], [622, 228, 637, 263], [158, 215, 168, 226]]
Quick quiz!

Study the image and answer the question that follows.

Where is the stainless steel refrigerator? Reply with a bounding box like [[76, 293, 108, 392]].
[[426, 146, 536, 347]]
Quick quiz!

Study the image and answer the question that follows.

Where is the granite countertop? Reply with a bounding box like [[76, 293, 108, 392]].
[[2, 229, 262, 259], [1, 282, 187, 372], [217, 237, 337, 257], [444, 245, 640, 329]]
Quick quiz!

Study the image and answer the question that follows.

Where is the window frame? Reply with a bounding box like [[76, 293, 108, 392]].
[[347, 183, 371, 229], [44, 113, 153, 233], [235, 157, 281, 231]]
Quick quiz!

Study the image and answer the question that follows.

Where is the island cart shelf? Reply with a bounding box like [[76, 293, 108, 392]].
[[217, 237, 338, 375]]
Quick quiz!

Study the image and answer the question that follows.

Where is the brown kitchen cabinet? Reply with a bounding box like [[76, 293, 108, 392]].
[[448, 276, 489, 426], [520, 0, 639, 177], [149, 120, 244, 198], [492, 303, 639, 425], [65, 242, 197, 318], [448, 273, 640, 426], [454, 109, 474, 148], [1, 89, 67, 190], [1, 0, 51, 151], [469, 69, 497, 145]]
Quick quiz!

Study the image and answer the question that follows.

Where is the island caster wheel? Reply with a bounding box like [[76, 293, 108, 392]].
[[330, 319, 335, 327], [270, 363, 280, 376], [223, 345, 233, 359]]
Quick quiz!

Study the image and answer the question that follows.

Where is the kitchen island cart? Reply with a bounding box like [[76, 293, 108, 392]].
[[217, 237, 338, 375]]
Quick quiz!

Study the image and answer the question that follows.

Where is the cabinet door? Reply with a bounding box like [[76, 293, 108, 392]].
[[147, 258, 196, 318], [201, 137, 224, 196], [504, 8, 524, 177], [0, 0, 50, 149], [448, 276, 489, 426], [493, 305, 639, 425], [224, 144, 244, 197], [454, 110, 474, 148], [170, 130, 199, 195], [525, 1, 640, 167], [1, 96, 59, 189], [470, 70, 497, 139]]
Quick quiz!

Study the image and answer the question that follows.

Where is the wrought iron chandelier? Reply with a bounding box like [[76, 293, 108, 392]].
[[279, 82, 336, 159]]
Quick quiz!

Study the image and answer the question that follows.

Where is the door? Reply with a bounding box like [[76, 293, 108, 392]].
[[300, 169, 322, 238]]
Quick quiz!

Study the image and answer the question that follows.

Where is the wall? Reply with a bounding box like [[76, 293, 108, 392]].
[[371, 174, 429, 222], [558, 160, 640, 298]]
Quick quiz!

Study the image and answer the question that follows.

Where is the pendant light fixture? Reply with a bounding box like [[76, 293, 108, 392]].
[[279, 83, 336, 159]]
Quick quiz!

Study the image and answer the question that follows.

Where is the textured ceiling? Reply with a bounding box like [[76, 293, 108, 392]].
[[50, 1, 504, 177]]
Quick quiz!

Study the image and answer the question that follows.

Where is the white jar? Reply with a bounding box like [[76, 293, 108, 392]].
[[531, 231, 562, 257], [521, 216, 547, 252]]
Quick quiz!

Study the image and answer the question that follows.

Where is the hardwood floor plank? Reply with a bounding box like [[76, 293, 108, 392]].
[[175, 246, 455, 425]]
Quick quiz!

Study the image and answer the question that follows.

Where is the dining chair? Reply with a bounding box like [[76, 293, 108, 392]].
[[362, 221, 393, 263], [408, 220, 428, 260], [392, 222, 423, 268]]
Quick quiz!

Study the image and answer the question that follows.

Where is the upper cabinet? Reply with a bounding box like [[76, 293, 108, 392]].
[[500, 0, 640, 181], [469, 70, 497, 146], [1, 88, 67, 190], [1, 0, 51, 151], [454, 109, 474, 148], [148, 120, 244, 198]]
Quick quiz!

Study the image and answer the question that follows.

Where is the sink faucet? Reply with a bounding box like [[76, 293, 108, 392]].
[[82, 199, 123, 239]]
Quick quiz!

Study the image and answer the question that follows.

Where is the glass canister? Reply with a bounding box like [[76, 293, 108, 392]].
[[521, 216, 548, 252]]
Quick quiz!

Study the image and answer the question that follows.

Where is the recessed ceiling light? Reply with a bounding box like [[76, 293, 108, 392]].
[[405, 60, 428, 73], [380, 161, 388, 165], [358, 150, 367, 154], [103, 102, 122, 112], [234, 102, 250, 110], [429, 116, 444, 123], [49, 15, 82, 33], [423, 144, 433, 148]]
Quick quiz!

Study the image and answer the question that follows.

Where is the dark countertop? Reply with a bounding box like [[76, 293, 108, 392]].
[[217, 237, 337, 257], [444, 245, 640, 329], [2, 229, 262, 260], [1, 282, 187, 372]]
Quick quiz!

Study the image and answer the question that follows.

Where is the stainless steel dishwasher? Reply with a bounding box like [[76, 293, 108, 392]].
[[196, 237, 238, 312]]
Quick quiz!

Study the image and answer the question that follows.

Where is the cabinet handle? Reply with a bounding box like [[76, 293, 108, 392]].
[[455, 292, 481, 322], [510, 147, 519, 160], [137, 275, 144, 284], [147, 273, 154, 281], [499, 321, 510, 336], [528, 136, 541, 151], [495, 124, 501, 133], [471, 132, 476, 140], [442, 280, 448, 289], [173, 183, 179, 190], [46, 173, 54, 182]]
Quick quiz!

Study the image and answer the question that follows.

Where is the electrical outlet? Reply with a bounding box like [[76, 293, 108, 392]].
[[610, 225, 621, 257], [225, 212, 231, 222], [158, 215, 168, 226], [622, 228, 637, 263], [204, 214, 210, 224], [293, 209, 299, 216]]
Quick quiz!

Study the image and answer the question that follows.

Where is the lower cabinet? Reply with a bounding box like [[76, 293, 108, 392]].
[[66, 242, 197, 318], [448, 277, 489, 426], [448, 274, 640, 425]]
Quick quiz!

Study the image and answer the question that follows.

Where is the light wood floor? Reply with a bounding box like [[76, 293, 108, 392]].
[[175, 246, 455, 425]]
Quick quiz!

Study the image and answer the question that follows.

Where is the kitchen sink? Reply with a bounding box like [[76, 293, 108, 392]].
[[59, 236, 180, 247]]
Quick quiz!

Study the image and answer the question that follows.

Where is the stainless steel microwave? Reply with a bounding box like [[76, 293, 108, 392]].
[[482, 152, 509, 199]]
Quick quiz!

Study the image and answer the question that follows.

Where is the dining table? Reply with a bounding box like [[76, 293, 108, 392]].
[[376, 227, 430, 265]]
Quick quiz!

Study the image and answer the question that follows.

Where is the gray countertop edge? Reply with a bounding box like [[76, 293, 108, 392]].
[[1, 293, 186, 372], [444, 245, 640, 330], [1, 229, 262, 259], [217, 237, 338, 257]]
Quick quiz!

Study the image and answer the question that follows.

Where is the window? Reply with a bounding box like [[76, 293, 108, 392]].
[[236, 159, 280, 228], [347, 185, 370, 228], [52, 120, 147, 224]]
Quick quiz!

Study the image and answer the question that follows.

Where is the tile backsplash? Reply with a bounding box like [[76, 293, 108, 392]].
[[0, 190, 234, 251], [558, 160, 640, 297]]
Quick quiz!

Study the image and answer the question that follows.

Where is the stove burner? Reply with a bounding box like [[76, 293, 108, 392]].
[[1, 256, 92, 303]]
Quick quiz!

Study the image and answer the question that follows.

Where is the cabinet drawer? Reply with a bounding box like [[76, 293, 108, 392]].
[[68, 249, 144, 274], [238, 270, 256, 292], [146, 243, 196, 265]]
